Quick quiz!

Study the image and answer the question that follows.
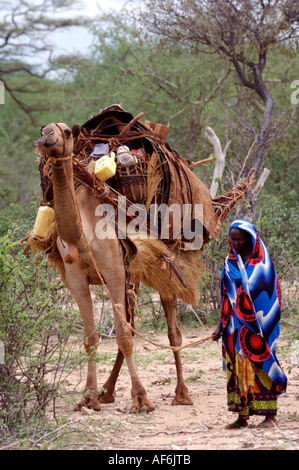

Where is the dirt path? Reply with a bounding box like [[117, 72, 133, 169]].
[[49, 328, 298, 451]]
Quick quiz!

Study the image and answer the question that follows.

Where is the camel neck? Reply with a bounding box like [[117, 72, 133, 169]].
[[51, 156, 82, 247]]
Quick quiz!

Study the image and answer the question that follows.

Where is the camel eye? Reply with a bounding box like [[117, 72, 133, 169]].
[[64, 129, 72, 138], [41, 130, 54, 136]]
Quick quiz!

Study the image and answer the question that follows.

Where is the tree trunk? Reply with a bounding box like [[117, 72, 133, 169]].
[[254, 94, 274, 175], [246, 168, 270, 222]]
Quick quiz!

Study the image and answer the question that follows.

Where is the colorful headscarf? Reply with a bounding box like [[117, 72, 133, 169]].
[[221, 219, 287, 394]]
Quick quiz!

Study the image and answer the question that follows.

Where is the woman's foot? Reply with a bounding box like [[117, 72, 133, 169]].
[[225, 418, 248, 429], [258, 415, 278, 428]]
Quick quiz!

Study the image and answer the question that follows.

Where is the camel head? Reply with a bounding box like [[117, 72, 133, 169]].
[[38, 122, 80, 158]]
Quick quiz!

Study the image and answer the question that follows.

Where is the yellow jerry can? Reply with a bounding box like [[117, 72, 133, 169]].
[[94, 152, 116, 181], [32, 206, 55, 238]]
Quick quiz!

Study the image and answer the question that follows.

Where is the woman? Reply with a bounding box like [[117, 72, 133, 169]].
[[213, 219, 287, 429]]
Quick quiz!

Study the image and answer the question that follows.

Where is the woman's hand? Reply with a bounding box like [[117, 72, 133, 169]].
[[212, 319, 223, 342]]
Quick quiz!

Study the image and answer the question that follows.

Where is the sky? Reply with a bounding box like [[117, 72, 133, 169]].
[[52, 0, 133, 56]]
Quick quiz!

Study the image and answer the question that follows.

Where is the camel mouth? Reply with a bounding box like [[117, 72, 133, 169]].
[[43, 138, 58, 148]]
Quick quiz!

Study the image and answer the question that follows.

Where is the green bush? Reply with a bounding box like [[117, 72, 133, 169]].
[[0, 205, 81, 442], [257, 199, 299, 279], [258, 199, 299, 330]]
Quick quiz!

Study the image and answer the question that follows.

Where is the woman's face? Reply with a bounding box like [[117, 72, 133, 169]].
[[229, 228, 252, 255]]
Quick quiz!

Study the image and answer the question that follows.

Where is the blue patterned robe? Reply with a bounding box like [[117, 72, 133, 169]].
[[221, 219, 287, 396]]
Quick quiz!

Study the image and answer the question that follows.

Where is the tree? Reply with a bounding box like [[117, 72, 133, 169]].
[[136, 0, 299, 215], [0, 0, 84, 119], [84, 13, 231, 162]]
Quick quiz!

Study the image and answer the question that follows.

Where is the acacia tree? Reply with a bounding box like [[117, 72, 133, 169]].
[[136, 0, 299, 214], [0, 0, 84, 118], [86, 13, 231, 161]]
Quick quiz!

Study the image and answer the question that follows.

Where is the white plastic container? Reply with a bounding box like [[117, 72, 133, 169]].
[[32, 206, 55, 238], [115, 145, 137, 165]]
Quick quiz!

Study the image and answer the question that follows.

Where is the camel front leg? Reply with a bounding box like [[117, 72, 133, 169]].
[[66, 269, 102, 412], [160, 294, 193, 406]]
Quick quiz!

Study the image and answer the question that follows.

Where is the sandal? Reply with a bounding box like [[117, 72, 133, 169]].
[[258, 418, 278, 428], [225, 419, 248, 429]]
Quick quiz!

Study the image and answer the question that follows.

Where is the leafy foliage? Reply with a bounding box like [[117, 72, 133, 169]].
[[0, 205, 81, 440]]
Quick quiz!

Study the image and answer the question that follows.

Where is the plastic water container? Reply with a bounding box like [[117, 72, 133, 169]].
[[94, 152, 116, 181], [115, 145, 137, 166], [116, 152, 137, 166], [32, 206, 55, 238]]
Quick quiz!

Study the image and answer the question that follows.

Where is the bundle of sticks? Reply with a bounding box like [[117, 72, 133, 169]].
[[212, 169, 256, 227]]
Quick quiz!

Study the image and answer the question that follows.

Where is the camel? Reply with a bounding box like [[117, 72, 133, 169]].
[[32, 121, 201, 412], [25, 113, 254, 413]]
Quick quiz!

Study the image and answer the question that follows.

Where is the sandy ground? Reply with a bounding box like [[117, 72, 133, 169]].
[[47, 327, 299, 451]]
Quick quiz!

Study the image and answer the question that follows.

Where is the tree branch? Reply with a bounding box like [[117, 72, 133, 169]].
[[205, 126, 231, 198]]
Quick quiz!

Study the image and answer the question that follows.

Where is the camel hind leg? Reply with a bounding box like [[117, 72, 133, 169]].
[[160, 293, 193, 405], [99, 348, 124, 403]]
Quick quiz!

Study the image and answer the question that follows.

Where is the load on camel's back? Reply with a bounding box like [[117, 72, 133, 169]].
[[22, 105, 255, 413]]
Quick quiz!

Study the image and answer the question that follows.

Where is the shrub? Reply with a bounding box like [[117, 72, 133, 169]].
[[0, 205, 81, 442], [257, 199, 299, 329]]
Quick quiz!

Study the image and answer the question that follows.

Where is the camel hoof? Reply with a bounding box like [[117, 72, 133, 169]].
[[130, 399, 155, 414], [74, 395, 102, 412], [98, 390, 115, 404], [172, 396, 194, 406]]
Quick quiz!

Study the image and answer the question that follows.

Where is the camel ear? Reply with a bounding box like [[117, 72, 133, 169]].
[[72, 124, 81, 139], [40, 125, 45, 135]]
